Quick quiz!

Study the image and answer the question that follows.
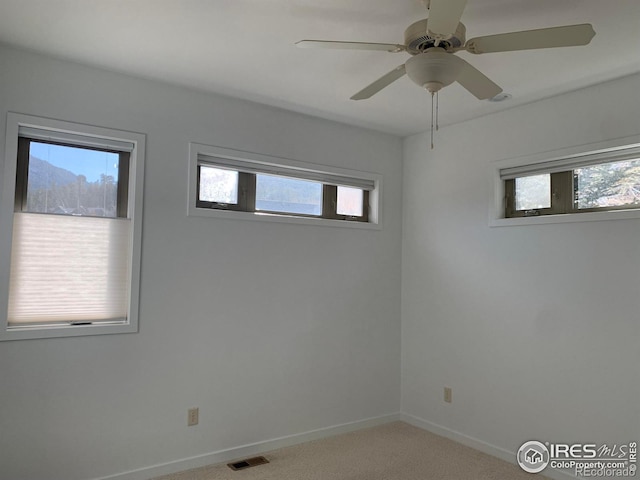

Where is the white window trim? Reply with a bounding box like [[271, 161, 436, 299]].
[[187, 142, 382, 230], [489, 133, 640, 227], [0, 113, 145, 341]]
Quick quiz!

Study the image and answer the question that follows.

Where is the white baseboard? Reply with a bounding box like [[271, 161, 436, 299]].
[[401, 412, 578, 480], [94, 412, 401, 480], [95, 411, 581, 480]]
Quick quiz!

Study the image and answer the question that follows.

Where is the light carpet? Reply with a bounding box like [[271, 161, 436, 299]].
[[153, 421, 549, 480]]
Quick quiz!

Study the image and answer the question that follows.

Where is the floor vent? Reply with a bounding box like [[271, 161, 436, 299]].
[[227, 456, 270, 471]]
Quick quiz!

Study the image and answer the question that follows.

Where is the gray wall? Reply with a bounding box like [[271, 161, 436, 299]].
[[402, 74, 640, 460], [0, 44, 403, 480]]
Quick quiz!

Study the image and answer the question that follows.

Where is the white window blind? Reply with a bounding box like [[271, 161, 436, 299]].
[[500, 144, 640, 180], [7, 213, 130, 326], [199, 154, 376, 191], [19, 126, 135, 153]]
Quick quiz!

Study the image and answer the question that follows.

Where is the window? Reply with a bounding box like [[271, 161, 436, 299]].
[[336, 186, 365, 217], [501, 142, 640, 219], [189, 143, 379, 226], [0, 114, 145, 341], [255, 174, 323, 216], [198, 165, 246, 210]]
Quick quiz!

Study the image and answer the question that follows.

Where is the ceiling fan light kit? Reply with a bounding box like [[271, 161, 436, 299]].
[[296, 0, 596, 144], [406, 49, 464, 93]]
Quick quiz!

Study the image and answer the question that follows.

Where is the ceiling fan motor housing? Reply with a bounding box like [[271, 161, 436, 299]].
[[404, 19, 466, 54]]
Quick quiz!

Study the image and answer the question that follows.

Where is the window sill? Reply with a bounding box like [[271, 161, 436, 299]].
[[0, 321, 138, 341], [187, 206, 382, 230], [489, 208, 640, 227]]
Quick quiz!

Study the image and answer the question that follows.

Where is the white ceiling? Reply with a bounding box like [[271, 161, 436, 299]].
[[0, 0, 639, 136]]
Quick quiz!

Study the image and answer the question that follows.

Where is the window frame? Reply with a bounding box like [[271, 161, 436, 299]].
[[323, 185, 370, 223], [490, 134, 640, 227], [195, 165, 253, 212], [188, 143, 381, 229], [14, 136, 131, 218], [0, 113, 146, 341], [505, 167, 640, 218], [504, 171, 572, 218]]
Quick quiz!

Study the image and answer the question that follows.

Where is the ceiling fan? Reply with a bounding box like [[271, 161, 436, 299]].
[[295, 0, 596, 102]]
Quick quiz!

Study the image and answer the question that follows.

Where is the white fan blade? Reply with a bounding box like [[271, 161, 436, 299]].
[[427, 0, 468, 37], [456, 58, 502, 100], [296, 40, 406, 53], [351, 64, 407, 100], [466, 24, 595, 54]]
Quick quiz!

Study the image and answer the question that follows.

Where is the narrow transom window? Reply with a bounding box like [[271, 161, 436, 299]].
[[502, 144, 640, 218], [189, 144, 378, 225]]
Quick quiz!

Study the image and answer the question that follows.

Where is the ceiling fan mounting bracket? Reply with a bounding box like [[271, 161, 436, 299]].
[[404, 19, 466, 54]]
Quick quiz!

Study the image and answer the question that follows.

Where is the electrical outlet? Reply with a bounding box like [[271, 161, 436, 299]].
[[188, 407, 199, 426], [444, 387, 452, 404]]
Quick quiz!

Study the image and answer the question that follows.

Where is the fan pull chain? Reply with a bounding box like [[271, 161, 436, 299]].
[[430, 92, 435, 150], [436, 91, 439, 131]]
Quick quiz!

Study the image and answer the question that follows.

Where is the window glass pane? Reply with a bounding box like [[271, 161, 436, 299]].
[[256, 174, 322, 216], [27, 142, 120, 217], [337, 186, 364, 216], [575, 158, 640, 209], [515, 174, 551, 210], [199, 166, 238, 204]]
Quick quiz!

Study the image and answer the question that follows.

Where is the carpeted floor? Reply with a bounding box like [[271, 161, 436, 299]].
[[153, 421, 549, 480]]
